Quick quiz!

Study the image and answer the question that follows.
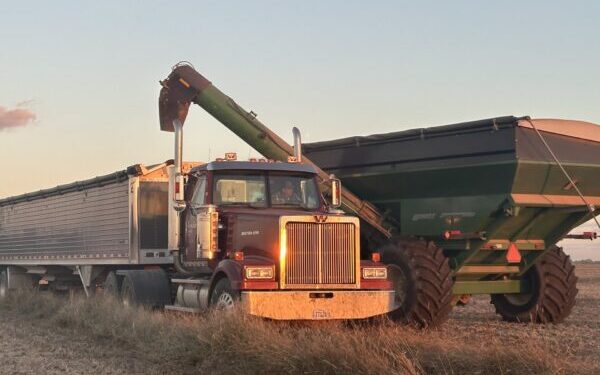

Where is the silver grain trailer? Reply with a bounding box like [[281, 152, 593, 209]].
[[0, 162, 196, 297]]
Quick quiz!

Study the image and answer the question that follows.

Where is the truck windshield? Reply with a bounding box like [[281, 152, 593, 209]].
[[212, 172, 320, 209], [269, 174, 319, 209], [213, 174, 267, 207]]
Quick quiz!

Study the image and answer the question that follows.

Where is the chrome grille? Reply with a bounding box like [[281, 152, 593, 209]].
[[284, 222, 356, 286]]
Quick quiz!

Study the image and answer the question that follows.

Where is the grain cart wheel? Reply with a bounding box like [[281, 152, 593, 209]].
[[382, 238, 453, 328], [491, 246, 577, 323], [119, 270, 171, 308], [103, 271, 123, 299], [210, 278, 239, 310]]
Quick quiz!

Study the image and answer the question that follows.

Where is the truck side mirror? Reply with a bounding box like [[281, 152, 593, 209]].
[[330, 174, 342, 208]]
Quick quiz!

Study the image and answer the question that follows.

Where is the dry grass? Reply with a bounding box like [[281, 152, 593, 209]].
[[1, 264, 599, 374]]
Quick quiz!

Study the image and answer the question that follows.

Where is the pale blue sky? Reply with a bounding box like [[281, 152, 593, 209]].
[[1, 1, 598, 258]]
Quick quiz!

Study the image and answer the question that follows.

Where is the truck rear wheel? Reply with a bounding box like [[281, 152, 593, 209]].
[[490, 246, 577, 323], [382, 238, 453, 328], [210, 278, 239, 310], [119, 270, 171, 308]]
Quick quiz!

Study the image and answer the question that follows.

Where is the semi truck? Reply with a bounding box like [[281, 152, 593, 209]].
[[0, 89, 396, 321], [1, 62, 598, 327]]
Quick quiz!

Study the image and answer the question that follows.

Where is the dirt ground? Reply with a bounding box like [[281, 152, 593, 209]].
[[0, 263, 599, 375]]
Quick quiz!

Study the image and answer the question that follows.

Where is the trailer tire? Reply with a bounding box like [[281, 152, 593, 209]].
[[0, 268, 35, 299], [382, 238, 453, 328], [103, 271, 122, 299], [119, 270, 171, 308], [491, 246, 577, 323], [0, 270, 8, 299], [210, 278, 239, 310]]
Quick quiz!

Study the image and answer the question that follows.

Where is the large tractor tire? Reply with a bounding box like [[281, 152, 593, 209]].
[[382, 238, 454, 328], [491, 246, 577, 323]]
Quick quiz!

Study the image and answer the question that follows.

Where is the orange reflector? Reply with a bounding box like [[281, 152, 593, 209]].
[[234, 251, 244, 261], [506, 243, 522, 263], [371, 252, 381, 263], [443, 230, 462, 240]]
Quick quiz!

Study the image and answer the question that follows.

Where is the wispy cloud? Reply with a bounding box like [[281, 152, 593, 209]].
[[0, 104, 36, 131]]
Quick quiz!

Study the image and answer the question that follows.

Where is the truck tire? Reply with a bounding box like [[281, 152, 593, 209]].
[[0, 268, 35, 299], [119, 269, 171, 308], [103, 271, 122, 299], [491, 246, 577, 323], [0, 270, 8, 299], [210, 278, 239, 310], [382, 238, 453, 328]]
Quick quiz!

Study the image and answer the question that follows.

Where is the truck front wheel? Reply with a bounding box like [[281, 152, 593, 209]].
[[490, 246, 577, 323], [382, 238, 454, 328], [210, 278, 239, 310]]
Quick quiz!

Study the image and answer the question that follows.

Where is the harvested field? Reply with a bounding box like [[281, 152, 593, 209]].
[[0, 263, 599, 375]]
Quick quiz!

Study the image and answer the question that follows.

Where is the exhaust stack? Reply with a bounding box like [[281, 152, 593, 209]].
[[292, 127, 302, 163]]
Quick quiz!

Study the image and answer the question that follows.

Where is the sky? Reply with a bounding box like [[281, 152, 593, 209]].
[[0, 1, 598, 259]]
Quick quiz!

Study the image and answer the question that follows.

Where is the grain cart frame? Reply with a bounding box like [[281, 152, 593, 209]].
[[158, 62, 599, 326]]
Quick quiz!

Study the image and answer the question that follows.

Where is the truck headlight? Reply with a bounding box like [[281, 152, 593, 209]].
[[245, 266, 274, 279], [362, 267, 387, 279]]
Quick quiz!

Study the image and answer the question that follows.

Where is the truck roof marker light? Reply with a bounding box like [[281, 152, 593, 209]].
[[225, 152, 237, 161], [506, 243, 522, 263], [371, 252, 381, 263], [234, 251, 244, 261], [287, 156, 298, 163]]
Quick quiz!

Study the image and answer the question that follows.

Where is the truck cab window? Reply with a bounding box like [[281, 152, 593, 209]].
[[269, 174, 319, 209], [191, 175, 207, 207], [213, 174, 266, 207]]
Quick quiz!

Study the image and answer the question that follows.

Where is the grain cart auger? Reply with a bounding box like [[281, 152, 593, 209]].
[[158, 62, 454, 327]]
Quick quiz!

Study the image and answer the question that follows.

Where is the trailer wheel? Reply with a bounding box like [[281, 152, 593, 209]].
[[491, 246, 577, 323], [119, 270, 171, 308], [103, 271, 122, 299], [0, 270, 8, 299], [382, 238, 453, 328], [210, 278, 239, 310], [0, 268, 36, 299]]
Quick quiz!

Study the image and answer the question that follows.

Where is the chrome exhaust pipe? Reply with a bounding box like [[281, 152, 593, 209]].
[[292, 127, 302, 163], [173, 120, 185, 210], [174, 120, 183, 181]]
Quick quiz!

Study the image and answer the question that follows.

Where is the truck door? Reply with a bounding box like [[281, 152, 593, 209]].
[[184, 174, 206, 262]]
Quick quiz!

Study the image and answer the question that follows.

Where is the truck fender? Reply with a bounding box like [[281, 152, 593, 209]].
[[209, 259, 243, 296]]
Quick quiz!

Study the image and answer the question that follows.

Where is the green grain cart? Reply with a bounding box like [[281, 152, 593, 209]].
[[303, 117, 600, 325], [159, 63, 599, 327]]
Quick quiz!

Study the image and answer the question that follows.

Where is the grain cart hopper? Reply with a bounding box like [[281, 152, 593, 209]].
[[159, 63, 598, 326], [303, 117, 600, 323]]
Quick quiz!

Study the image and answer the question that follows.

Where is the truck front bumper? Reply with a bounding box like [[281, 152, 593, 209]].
[[240, 290, 396, 320]]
